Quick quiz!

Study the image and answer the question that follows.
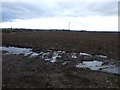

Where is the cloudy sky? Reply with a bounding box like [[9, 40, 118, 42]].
[[0, 0, 119, 31]]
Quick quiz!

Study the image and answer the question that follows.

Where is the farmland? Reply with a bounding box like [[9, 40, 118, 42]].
[[2, 30, 119, 60], [2, 29, 120, 88]]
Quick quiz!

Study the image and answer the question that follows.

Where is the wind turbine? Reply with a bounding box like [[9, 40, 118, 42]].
[[11, 25, 12, 29], [68, 21, 70, 30]]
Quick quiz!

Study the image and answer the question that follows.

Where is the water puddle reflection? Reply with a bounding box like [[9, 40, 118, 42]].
[[1, 46, 120, 75]]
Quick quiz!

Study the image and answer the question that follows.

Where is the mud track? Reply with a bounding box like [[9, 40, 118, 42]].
[[2, 54, 119, 88]]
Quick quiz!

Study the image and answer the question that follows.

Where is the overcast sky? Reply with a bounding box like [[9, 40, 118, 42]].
[[0, 0, 119, 31]]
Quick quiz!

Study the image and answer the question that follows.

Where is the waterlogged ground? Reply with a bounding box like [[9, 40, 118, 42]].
[[3, 31, 118, 60], [1, 46, 120, 75], [2, 54, 119, 88], [2, 31, 119, 88]]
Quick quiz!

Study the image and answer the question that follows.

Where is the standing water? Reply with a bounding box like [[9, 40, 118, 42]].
[[1, 46, 120, 75]]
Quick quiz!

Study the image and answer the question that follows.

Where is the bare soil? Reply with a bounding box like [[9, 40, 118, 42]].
[[2, 31, 119, 60], [2, 31, 119, 88], [2, 54, 119, 88]]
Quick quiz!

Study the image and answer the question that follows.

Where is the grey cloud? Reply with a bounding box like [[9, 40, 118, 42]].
[[86, 2, 118, 16], [2, 2, 56, 22], [118, 1, 120, 16], [1, 1, 118, 22], [55, 1, 118, 17]]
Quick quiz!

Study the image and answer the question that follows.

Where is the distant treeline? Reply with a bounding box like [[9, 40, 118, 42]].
[[1, 28, 119, 33], [2, 28, 33, 33]]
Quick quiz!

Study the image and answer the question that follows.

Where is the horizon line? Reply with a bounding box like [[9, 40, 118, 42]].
[[1, 28, 119, 32]]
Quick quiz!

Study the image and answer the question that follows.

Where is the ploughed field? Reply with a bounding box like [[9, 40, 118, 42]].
[[2, 30, 120, 88], [2, 31, 119, 60]]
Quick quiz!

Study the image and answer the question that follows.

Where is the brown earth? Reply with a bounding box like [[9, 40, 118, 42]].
[[2, 31, 119, 60], [2, 54, 119, 88], [2, 31, 119, 88]]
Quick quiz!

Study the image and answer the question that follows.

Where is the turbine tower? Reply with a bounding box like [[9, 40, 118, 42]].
[[68, 21, 70, 30], [11, 25, 12, 29]]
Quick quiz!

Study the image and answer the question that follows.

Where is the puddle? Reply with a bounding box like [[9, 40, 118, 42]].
[[80, 52, 91, 56], [76, 60, 103, 71], [95, 55, 107, 59], [1, 46, 120, 75], [1, 46, 38, 57], [30, 53, 40, 57], [76, 60, 120, 74], [101, 66, 120, 74], [51, 51, 61, 63], [71, 53, 77, 58]]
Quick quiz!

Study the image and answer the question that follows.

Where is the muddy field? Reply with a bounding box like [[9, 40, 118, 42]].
[[2, 31, 119, 60], [2, 30, 120, 88], [2, 54, 119, 88]]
